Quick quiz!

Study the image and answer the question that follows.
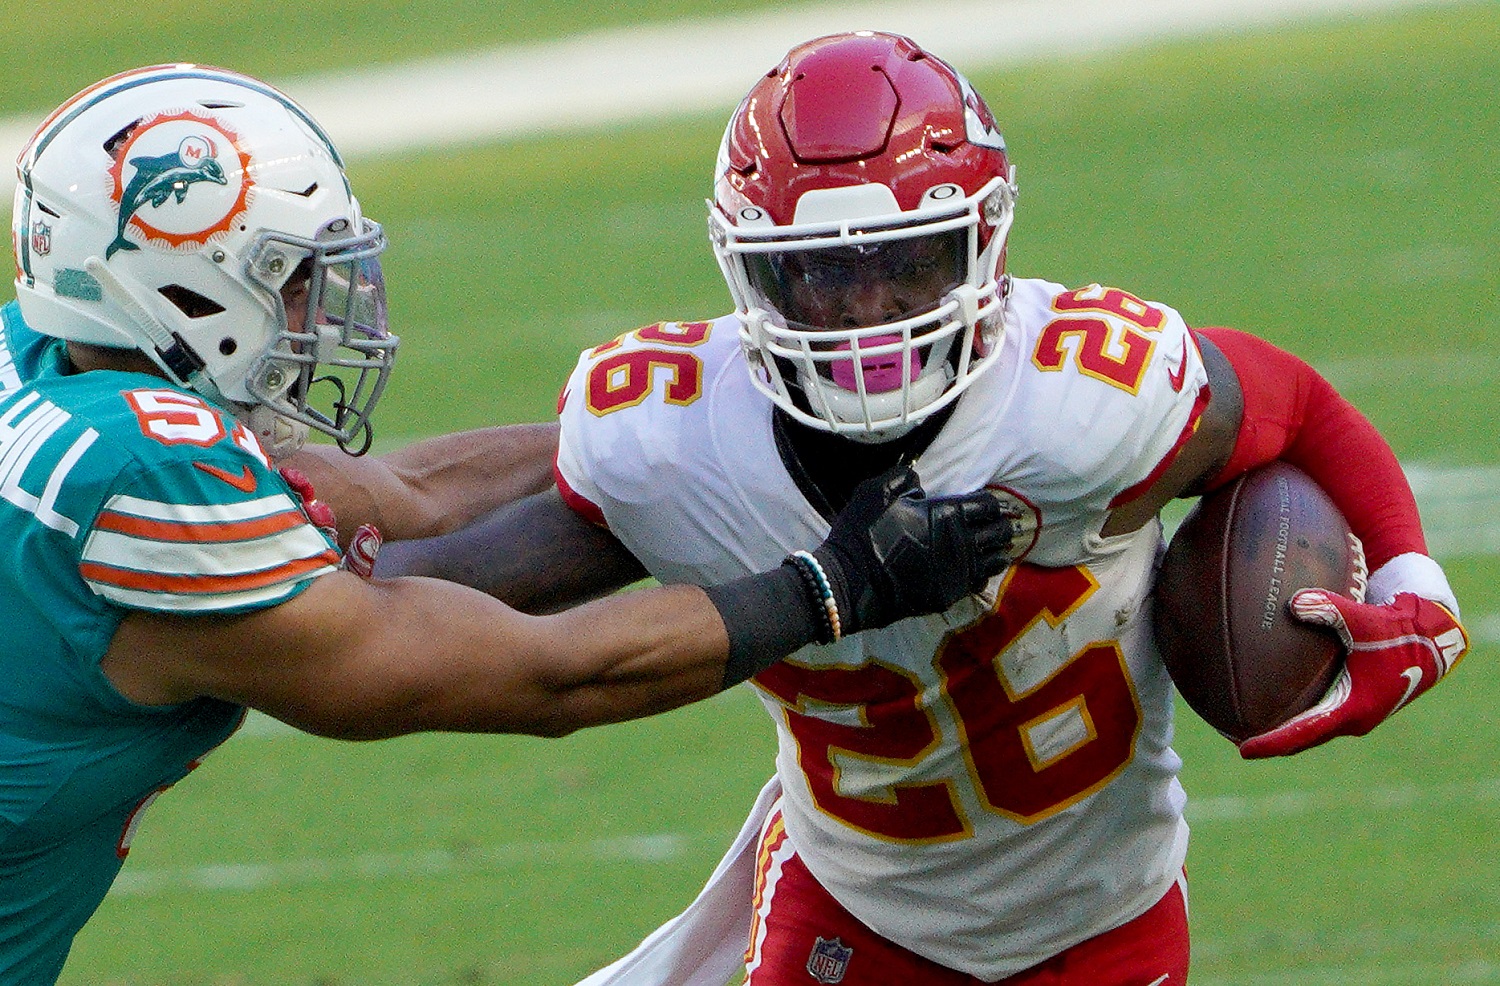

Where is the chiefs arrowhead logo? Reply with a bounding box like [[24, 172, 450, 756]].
[[958, 74, 1006, 152]]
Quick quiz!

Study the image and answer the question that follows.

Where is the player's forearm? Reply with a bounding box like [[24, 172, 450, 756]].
[[284, 561, 829, 737], [509, 564, 827, 731], [122, 573, 725, 740], [506, 585, 737, 735], [131, 565, 807, 740], [373, 487, 648, 613], [377, 423, 559, 537], [284, 423, 560, 544]]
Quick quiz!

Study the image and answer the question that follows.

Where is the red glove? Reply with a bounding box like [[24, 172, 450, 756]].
[[278, 467, 381, 579], [342, 523, 383, 579], [279, 466, 339, 541], [1238, 590, 1469, 758]]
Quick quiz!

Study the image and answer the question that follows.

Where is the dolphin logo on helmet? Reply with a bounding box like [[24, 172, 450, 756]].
[[106, 135, 229, 259], [15, 65, 396, 458]]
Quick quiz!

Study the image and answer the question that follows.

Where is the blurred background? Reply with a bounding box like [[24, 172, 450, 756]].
[[5, 1, 1496, 983]]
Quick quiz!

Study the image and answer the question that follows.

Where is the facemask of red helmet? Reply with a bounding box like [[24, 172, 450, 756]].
[[710, 32, 1016, 442]]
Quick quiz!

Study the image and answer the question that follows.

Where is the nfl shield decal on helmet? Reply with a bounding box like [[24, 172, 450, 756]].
[[30, 219, 52, 256], [806, 937, 853, 984], [106, 109, 252, 259]]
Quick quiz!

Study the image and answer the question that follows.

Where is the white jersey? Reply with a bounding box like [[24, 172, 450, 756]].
[[556, 277, 1210, 979]]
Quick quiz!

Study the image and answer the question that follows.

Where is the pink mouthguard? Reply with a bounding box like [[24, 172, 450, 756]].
[[830, 335, 921, 393]]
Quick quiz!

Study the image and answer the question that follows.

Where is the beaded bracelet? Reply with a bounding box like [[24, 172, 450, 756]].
[[788, 549, 842, 643]]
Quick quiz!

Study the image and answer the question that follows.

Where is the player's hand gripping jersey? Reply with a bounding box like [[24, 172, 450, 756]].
[[556, 278, 1210, 978], [0, 304, 339, 982]]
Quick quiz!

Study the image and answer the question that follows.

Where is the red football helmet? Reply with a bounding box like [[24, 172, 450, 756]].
[[710, 31, 1017, 441]]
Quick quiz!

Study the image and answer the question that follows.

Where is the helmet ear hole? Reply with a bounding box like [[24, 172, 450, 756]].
[[219, 338, 237, 356], [102, 120, 139, 158], [157, 284, 226, 318]]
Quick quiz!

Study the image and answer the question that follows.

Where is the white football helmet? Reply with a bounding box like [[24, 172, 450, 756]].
[[12, 64, 396, 456], [710, 32, 1017, 442]]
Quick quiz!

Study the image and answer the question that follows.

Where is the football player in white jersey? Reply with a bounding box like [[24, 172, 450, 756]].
[[335, 33, 1469, 986], [1, 63, 1021, 984]]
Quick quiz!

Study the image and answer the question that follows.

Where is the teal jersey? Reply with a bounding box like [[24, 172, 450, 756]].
[[0, 301, 340, 983]]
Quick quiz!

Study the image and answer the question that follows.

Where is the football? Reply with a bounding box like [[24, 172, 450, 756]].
[[1151, 462, 1367, 743]]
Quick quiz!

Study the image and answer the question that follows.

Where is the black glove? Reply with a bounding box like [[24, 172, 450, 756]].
[[790, 464, 1019, 641]]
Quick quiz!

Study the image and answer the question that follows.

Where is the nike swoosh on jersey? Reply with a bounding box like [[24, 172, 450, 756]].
[[193, 461, 258, 493], [1167, 340, 1189, 392], [1147, 976, 1171, 986]]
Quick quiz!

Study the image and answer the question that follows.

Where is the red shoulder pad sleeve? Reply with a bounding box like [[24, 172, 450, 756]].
[[553, 459, 608, 529], [1196, 326, 1426, 569]]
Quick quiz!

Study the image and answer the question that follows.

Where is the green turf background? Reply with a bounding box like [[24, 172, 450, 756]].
[[1, 2, 1494, 983]]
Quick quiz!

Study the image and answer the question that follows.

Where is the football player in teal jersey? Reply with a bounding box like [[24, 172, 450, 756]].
[[1, 65, 1020, 983]]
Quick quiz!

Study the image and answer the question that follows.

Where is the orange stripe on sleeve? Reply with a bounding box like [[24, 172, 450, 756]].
[[81, 550, 339, 595], [93, 508, 308, 543]]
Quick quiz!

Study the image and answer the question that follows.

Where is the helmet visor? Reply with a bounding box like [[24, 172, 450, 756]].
[[742, 228, 966, 333]]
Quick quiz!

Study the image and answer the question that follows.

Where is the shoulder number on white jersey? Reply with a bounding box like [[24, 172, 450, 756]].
[[1032, 285, 1167, 395], [581, 322, 713, 416]]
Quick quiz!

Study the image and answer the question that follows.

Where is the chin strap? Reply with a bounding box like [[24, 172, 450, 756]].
[[82, 256, 227, 405]]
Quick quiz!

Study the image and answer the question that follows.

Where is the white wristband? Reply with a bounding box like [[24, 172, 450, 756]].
[[1367, 551, 1460, 617]]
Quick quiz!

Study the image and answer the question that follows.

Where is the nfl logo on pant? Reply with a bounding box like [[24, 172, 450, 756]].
[[806, 937, 853, 984]]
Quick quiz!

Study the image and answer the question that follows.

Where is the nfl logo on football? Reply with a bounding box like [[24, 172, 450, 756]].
[[806, 936, 853, 984]]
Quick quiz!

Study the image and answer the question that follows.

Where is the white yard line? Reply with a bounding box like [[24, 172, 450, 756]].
[[111, 831, 706, 896], [0, 0, 1472, 204], [283, 0, 1471, 157], [109, 773, 1500, 896], [1404, 464, 1500, 560], [1194, 960, 1500, 984], [1187, 774, 1500, 821]]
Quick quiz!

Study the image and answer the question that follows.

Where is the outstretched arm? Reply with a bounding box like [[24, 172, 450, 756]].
[[283, 423, 560, 545], [105, 571, 731, 738], [101, 466, 1021, 740], [372, 486, 649, 614], [285, 420, 647, 614]]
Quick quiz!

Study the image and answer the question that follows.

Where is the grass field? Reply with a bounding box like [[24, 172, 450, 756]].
[[0, 0, 813, 116], [4, 1, 1495, 983]]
